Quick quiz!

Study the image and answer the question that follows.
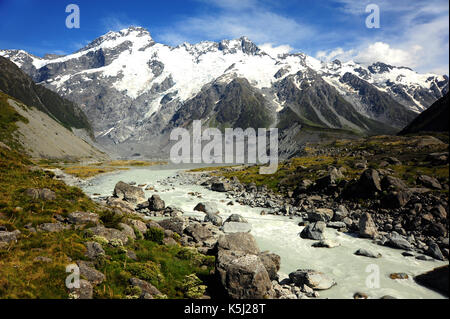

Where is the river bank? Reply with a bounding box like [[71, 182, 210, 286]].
[[78, 165, 448, 299]]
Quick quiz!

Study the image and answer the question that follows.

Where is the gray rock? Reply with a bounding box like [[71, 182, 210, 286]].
[[358, 169, 382, 195], [211, 182, 231, 192], [216, 232, 260, 254], [354, 248, 382, 258], [0, 230, 21, 244], [129, 219, 148, 234], [224, 214, 248, 223], [300, 222, 326, 240], [312, 240, 340, 248], [386, 231, 412, 250], [307, 208, 334, 222], [129, 277, 162, 298], [69, 279, 93, 299], [194, 202, 220, 215], [204, 213, 223, 226], [113, 181, 146, 203], [119, 223, 136, 240], [417, 175, 442, 190], [158, 216, 188, 235], [37, 222, 70, 233], [87, 225, 130, 245], [148, 194, 165, 211], [223, 222, 252, 234], [85, 241, 105, 260], [258, 252, 281, 281], [76, 261, 105, 285], [68, 211, 99, 225], [359, 212, 378, 239], [216, 250, 273, 299], [24, 188, 56, 201], [427, 242, 445, 261], [184, 223, 214, 243], [289, 269, 336, 290]]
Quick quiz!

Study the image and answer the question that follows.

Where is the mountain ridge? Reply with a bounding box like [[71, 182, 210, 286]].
[[1, 26, 448, 158]]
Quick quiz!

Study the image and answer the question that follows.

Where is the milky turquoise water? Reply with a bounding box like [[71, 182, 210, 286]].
[[81, 166, 448, 299]]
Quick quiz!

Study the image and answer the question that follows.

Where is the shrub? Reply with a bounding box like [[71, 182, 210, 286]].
[[145, 227, 164, 245]]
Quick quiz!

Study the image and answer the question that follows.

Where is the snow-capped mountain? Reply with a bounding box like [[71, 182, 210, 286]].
[[1, 26, 448, 158]]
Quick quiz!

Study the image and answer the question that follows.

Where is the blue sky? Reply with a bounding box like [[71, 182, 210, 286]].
[[0, 0, 448, 74]]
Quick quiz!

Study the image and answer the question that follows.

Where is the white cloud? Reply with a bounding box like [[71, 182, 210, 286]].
[[157, 2, 316, 47], [319, 0, 449, 75]]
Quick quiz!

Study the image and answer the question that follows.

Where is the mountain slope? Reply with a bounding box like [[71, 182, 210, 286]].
[[0, 92, 108, 160], [0, 56, 93, 136], [1, 27, 447, 158], [399, 93, 449, 135]]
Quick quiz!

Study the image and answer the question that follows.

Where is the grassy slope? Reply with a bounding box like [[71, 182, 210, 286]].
[[0, 94, 213, 299]]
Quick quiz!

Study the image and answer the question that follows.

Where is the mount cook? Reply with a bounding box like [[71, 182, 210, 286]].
[[1, 26, 448, 159]]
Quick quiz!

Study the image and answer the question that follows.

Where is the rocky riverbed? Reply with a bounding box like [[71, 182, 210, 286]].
[[77, 165, 448, 299]]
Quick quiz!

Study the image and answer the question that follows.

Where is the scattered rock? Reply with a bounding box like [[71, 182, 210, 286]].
[[69, 279, 93, 299], [359, 212, 378, 239], [300, 222, 326, 240], [85, 241, 105, 260], [353, 292, 368, 299], [76, 261, 105, 285], [354, 248, 381, 258], [258, 252, 281, 281], [148, 195, 165, 211], [113, 181, 146, 203], [211, 182, 231, 192], [288, 269, 336, 290], [24, 188, 56, 201], [129, 277, 162, 299], [312, 240, 340, 248], [68, 211, 99, 225], [224, 214, 248, 223]]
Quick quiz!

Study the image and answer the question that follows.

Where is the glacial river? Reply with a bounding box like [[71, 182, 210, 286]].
[[81, 166, 448, 299]]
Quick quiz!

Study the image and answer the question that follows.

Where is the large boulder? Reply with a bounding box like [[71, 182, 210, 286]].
[[185, 223, 214, 243], [300, 222, 326, 240], [148, 195, 165, 211], [222, 222, 252, 234], [211, 182, 231, 192], [68, 211, 99, 225], [358, 169, 381, 196], [204, 213, 223, 226], [113, 181, 146, 204], [76, 261, 105, 285], [288, 269, 336, 290], [87, 226, 130, 245], [359, 212, 378, 239], [354, 248, 382, 258], [129, 277, 162, 299], [307, 208, 334, 222], [216, 250, 273, 299], [259, 252, 281, 281], [385, 231, 412, 250], [158, 217, 188, 235], [417, 175, 442, 190], [69, 279, 93, 299], [194, 202, 220, 215], [84, 241, 105, 260], [216, 233, 260, 255]]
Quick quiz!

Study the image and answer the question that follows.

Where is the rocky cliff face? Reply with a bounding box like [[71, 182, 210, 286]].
[[1, 26, 448, 158]]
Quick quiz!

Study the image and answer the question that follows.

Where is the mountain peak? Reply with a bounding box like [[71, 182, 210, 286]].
[[80, 26, 153, 52]]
